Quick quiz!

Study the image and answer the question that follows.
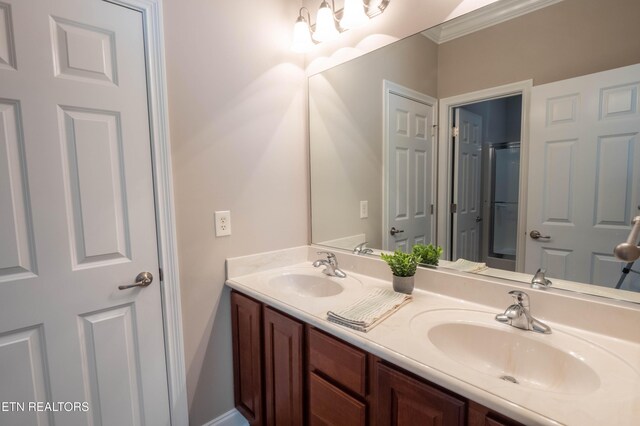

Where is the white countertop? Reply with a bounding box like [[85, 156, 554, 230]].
[[225, 246, 640, 426]]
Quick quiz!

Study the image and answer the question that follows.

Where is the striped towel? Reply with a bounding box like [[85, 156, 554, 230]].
[[442, 258, 488, 273], [327, 288, 412, 332]]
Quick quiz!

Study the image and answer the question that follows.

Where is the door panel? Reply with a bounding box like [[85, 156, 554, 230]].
[[51, 16, 118, 85], [526, 64, 640, 289], [79, 305, 144, 426], [59, 107, 131, 268], [0, 99, 36, 281], [0, 2, 16, 71], [0, 1, 170, 425], [0, 326, 51, 426]]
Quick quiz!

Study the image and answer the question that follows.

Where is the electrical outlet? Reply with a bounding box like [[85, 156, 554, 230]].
[[215, 210, 231, 237], [360, 200, 368, 219]]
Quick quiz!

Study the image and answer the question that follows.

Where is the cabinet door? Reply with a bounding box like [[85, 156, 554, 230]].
[[231, 291, 263, 426], [264, 307, 304, 426], [375, 362, 465, 426]]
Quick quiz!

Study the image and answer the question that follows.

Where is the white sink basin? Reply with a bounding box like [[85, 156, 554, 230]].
[[410, 309, 638, 395], [268, 272, 349, 297]]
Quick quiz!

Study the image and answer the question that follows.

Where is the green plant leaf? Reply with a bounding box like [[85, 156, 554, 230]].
[[412, 244, 443, 266], [380, 250, 419, 277]]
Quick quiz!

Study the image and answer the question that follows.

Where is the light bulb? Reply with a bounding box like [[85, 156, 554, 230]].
[[291, 16, 313, 53], [340, 0, 368, 30], [313, 1, 339, 42]]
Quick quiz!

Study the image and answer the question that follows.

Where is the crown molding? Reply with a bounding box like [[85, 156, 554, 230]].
[[422, 0, 563, 44]]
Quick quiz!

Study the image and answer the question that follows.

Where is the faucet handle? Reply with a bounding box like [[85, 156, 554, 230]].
[[316, 251, 337, 262], [531, 268, 552, 289], [353, 242, 368, 253], [317, 250, 335, 257], [508, 290, 530, 307]]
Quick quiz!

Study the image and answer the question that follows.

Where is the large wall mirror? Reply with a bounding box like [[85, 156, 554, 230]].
[[309, 0, 640, 302]]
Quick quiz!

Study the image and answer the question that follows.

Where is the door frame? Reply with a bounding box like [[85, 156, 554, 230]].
[[437, 80, 532, 271], [382, 80, 438, 251], [105, 1, 187, 424]]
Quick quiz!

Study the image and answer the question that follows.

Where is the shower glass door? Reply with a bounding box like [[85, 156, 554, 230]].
[[489, 143, 520, 262]]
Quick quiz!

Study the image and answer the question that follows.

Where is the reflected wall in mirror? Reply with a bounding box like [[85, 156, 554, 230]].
[[309, 0, 640, 301]]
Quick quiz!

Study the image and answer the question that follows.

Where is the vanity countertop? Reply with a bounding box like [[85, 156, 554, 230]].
[[225, 246, 640, 426]]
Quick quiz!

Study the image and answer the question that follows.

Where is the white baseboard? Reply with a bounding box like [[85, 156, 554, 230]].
[[202, 409, 248, 426]]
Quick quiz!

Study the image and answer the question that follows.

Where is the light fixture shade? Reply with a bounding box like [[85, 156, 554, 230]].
[[313, 2, 339, 42], [291, 17, 314, 53], [340, 0, 368, 30]]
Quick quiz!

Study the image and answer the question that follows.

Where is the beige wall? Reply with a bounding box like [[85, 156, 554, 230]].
[[161, 0, 510, 424], [163, 0, 307, 423], [310, 35, 438, 247], [438, 0, 640, 97]]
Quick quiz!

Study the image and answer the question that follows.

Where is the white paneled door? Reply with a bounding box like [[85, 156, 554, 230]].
[[526, 64, 640, 288], [386, 92, 436, 252], [0, 1, 170, 425], [453, 108, 483, 262]]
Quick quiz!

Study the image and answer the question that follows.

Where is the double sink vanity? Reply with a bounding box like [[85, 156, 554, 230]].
[[226, 246, 640, 426]]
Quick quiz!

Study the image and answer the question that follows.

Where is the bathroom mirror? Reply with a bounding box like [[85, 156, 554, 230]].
[[309, 0, 640, 302]]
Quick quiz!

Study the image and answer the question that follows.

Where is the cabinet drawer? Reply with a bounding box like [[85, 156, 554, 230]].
[[309, 372, 366, 426], [308, 327, 367, 397]]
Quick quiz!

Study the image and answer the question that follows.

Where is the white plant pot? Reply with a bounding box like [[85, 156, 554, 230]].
[[392, 275, 414, 294]]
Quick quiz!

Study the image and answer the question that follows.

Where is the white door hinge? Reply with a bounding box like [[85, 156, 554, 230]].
[[451, 203, 457, 213], [452, 126, 459, 138]]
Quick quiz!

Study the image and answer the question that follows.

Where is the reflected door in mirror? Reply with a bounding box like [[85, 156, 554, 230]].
[[385, 91, 436, 252], [526, 63, 640, 289], [453, 108, 483, 261]]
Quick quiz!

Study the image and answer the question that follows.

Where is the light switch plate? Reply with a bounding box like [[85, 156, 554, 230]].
[[215, 210, 231, 236], [360, 201, 368, 219]]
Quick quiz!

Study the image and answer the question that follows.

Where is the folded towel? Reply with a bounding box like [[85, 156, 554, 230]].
[[442, 258, 488, 273], [327, 288, 412, 332]]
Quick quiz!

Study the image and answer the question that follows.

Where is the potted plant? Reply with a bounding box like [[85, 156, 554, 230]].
[[412, 244, 443, 267], [380, 250, 419, 294]]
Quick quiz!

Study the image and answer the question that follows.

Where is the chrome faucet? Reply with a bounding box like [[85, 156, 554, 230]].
[[313, 251, 347, 278], [353, 242, 374, 255], [531, 268, 552, 290], [495, 290, 551, 334]]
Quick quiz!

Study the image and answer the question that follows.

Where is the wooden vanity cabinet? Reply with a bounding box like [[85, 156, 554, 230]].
[[230, 290, 523, 426]]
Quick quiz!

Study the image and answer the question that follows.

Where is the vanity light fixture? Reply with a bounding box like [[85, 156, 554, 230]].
[[340, 0, 369, 30], [313, 1, 340, 42], [291, 8, 314, 53], [291, 0, 391, 53]]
